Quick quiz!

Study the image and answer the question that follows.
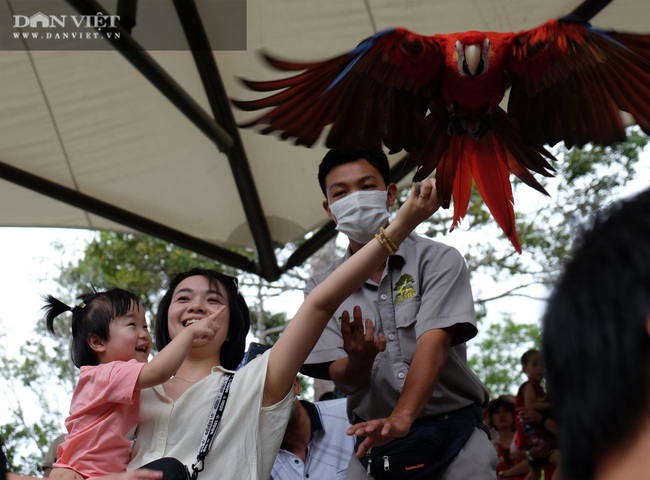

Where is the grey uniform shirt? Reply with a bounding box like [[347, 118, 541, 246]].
[[305, 233, 489, 423]]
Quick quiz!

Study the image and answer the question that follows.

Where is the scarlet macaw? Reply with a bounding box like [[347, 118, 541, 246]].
[[232, 17, 650, 252]]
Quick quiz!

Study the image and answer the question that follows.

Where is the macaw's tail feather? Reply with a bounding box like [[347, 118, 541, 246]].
[[436, 134, 522, 253], [490, 108, 555, 194]]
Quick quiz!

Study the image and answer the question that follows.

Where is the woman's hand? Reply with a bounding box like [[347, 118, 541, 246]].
[[394, 179, 440, 231]]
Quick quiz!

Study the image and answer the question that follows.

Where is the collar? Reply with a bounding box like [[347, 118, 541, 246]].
[[213, 364, 237, 375]]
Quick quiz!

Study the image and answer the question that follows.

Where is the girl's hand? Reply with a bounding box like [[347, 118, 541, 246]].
[[187, 305, 226, 340]]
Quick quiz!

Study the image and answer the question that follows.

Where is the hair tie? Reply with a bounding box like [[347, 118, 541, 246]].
[[72, 301, 86, 311]]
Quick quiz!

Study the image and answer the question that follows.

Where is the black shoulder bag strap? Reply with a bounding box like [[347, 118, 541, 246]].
[[189, 373, 234, 480]]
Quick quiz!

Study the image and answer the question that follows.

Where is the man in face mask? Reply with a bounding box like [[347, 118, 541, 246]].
[[301, 149, 496, 479]]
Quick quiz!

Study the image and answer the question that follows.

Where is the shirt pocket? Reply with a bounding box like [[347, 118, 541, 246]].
[[394, 295, 421, 362]]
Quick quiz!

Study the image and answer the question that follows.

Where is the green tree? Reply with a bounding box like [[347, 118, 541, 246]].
[[467, 317, 541, 398], [1, 336, 72, 475]]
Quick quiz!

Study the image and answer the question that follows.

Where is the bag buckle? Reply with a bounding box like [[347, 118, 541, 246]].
[[383, 455, 389, 471], [190, 459, 204, 480]]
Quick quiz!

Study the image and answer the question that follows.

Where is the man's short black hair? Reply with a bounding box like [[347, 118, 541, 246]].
[[318, 149, 390, 197], [542, 187, 650, 479]]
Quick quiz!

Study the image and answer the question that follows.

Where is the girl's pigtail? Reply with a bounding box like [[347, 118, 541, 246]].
[[42, 294, 73, 335]]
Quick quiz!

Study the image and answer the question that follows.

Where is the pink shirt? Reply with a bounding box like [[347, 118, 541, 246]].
[[55, 359, 145, 478]]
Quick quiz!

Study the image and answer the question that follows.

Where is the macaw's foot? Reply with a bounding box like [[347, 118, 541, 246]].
[[447, 114, 466, 136], [447, 113, 490, 139], [466, 116, 490, 140]]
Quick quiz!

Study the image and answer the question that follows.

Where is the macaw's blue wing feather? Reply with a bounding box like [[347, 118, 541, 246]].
[[324, 28, 397, 94]]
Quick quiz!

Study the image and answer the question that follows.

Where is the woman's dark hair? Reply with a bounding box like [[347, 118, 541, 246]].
[[43, 288, 141, 368], [155, 268, 250, 370]]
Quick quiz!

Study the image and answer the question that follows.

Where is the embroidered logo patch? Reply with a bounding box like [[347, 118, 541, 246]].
[[394, 274, 416, 305]]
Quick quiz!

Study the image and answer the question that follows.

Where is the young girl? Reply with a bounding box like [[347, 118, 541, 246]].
[[44, 288, 224, 480], [487, 396, 529, 479]]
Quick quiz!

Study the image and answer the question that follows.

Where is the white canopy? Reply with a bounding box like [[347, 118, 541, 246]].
[[0, 0, 646, 279]]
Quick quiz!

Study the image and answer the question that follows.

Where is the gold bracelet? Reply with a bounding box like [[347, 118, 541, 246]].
[[375, 228, 398, 255], [374, 231, 393, 255], [379, 228, 398, 252], [375, 233, 395, 255]]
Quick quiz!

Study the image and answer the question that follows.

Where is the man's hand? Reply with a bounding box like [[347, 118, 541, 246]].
[[347, 415, 412, 458], [329, 306, 386, 395], [341, 306, 386, 364]]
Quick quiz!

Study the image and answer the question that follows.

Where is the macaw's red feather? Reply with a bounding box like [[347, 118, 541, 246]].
[[450, 138, 473, 226], [471, 133, 521, 253], [430, 109, 555, 252], [437, 133, 521, 252], [508, 19, 650, 148]]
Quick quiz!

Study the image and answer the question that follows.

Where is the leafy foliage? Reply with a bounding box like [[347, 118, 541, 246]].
[[55, 232, 232, 314], [467, 316, 541, 398], [0, 337, 72, 475]]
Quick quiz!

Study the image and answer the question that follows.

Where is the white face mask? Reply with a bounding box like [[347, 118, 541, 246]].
[[329, 190, 390, 244]]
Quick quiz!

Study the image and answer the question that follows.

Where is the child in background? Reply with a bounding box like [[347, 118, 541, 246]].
[[44, 288, 224, 480], [514, 349, 559, 480], [487, 396, 529, 479]]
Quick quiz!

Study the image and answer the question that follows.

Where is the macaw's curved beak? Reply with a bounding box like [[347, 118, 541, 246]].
[[464, 44, 482, 77]]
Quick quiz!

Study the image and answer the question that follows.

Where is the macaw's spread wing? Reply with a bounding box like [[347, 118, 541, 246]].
[[232, 28, 444, 153], [507, 17, 650, 148]]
